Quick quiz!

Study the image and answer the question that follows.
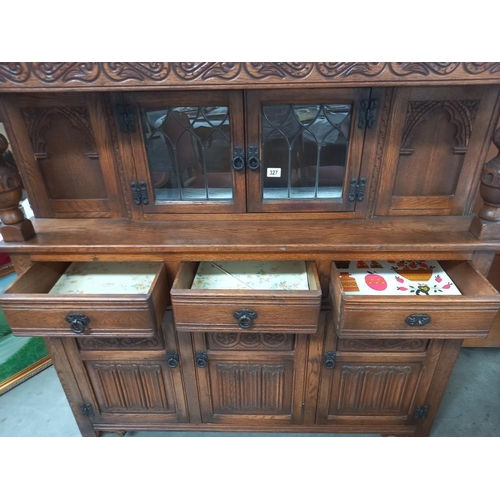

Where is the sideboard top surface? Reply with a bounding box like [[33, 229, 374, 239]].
[[0, 217, 497, 258]]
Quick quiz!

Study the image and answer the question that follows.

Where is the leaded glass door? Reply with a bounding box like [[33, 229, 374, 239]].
[[127, 91, 245, 214], [246, 89, 370, 212]]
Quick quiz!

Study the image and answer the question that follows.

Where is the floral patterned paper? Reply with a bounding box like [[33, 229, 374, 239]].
[[191, 261, 309, 290], [49, 262, 161, 295], [337, 260, 461, 296]]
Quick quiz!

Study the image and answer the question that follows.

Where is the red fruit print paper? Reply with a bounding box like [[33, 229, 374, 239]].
[[337, 260, 461, 296]]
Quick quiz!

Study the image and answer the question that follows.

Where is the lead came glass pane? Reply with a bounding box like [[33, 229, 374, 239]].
[[261, 104, 351, 200], [140, 106, 233, 202]]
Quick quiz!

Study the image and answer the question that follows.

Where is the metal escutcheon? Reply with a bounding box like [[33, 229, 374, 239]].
[[166, 351, 179, 368], [65, 313, 90, 334], [405, 314, 431, 327], [247, 146, 260, 170], [324, 352, 336, 369], [232, 146, 245, 171], [195, 351, 208, 368]]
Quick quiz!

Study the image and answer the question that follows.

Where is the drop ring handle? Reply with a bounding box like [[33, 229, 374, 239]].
[[233, 309, 258, 330], [65, 313, 90, 334]]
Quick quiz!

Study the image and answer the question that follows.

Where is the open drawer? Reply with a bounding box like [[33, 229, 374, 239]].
[[330, 260, 500, 339], [171, 261, 322, 334], [0, 261, 168, 337]]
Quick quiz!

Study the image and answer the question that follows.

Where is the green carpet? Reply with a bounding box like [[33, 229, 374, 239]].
[[0, 308, 11, 340], [0, 309, 49, 382]]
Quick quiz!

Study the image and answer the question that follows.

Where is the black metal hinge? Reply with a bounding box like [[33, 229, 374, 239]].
[[413, 405, 429, 420], [358, 99, 378, 129], [116, 104, 137, 133], [80, 403, 94, 417], [348, 177, 366, 202], [131, 181, 149, 205]]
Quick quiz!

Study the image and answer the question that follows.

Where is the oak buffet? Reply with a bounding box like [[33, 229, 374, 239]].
[[0, 62, 500, 437]]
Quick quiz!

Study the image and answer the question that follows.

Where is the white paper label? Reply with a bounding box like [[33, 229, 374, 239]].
[[267, 168, 281, 178]]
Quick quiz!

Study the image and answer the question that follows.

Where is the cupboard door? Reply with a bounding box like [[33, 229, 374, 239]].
[[78, 315, 189, 426], [246, 88, 371, 213], [192, 331, 308, 425], [126, 91, 246, 214], [375, 85, 500, 216], [319, 357, 423, 424], [316, 332, 444, 428], [2, 93, 124, 218]]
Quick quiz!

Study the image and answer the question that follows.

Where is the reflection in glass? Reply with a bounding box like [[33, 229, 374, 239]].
[[261, 104, 351, 200], [141, 106, 232, 202]]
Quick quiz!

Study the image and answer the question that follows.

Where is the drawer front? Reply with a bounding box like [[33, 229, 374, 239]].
[[172, 297, 321, 334], [339, 303, 499, 338], [0, 262, 168, 338], [171, 261, 322, 334], [2, 301, 157, 337], [331, 261, 500, 339]]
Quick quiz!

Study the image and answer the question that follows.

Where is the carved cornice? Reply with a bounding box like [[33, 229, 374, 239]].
[[1, 63, 499, 91]]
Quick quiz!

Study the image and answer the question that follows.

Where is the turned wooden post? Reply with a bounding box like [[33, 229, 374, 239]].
[[470, 129, 500, 240], [0, 133, 35, 241]]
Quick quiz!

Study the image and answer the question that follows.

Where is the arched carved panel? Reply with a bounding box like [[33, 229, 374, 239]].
[[401, 100, 479, 154], [393, 99, 480, 197], [21, 106, 107, 201]]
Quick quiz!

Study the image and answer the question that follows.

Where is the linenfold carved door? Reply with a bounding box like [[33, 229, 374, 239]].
[[191, 330, 309, 425], [73, 315, 189, 426], [316, 331, 445, 427]]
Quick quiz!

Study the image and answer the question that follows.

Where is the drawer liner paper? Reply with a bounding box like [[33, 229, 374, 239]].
[[337, 260, 461, 296], [49, 262, 160, 294], [191, 261, 309, 290]]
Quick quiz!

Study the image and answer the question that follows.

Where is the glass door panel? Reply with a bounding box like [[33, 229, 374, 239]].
[[247, 89, 370, 213], [128, 91, 245, 214]]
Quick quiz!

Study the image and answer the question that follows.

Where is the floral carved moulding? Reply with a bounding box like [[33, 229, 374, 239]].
[[1, 63, 500, 90]]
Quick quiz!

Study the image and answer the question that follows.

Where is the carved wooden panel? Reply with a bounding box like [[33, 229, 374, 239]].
[[210, 361, 293, 415], [329, 362, 422, 416], [394, 100, 479, 197], [193, 331, 307, 423], [22, 106, 107, 201], [207, 332, 294, 351], [375, 86, 500, 216], [2, 93, 124, 218], [78, 334, 164, 351], [86, 360, 177, 413], [1, 63, 500, 91], [337, 338, 427, 352]]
